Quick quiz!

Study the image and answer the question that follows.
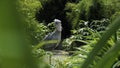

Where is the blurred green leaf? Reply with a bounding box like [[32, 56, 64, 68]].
[[81, 16, 120, 68], [0, 0, 38, 68]]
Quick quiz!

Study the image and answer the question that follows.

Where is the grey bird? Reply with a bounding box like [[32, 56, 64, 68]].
[[42, 19, 62, 50]]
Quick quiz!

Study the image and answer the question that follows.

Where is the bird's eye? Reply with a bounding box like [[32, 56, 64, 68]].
[[55, 22, 59, 25]]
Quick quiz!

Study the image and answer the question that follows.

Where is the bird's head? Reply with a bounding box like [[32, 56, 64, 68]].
[[54, 19, 62, 31]]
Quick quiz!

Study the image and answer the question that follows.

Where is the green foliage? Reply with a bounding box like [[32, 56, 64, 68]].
[[59, 17, 120, 68], [63, 19, 110, 51], [95, 41, 120, 68], [65, 0, 103, 28], [81, 16, 120, 68], [113, 61, 120, 68], [0, 0, 39, 68], [65, 0, 120, 29], [103, 0, 120, 18], [8, 0, 120, 68], [18, 0, 49, 45]]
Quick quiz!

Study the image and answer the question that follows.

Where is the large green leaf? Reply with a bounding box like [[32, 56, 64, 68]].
[[95, 41, 120, 68], [0, 0, 38, 68], [81, 16, 120, 68]]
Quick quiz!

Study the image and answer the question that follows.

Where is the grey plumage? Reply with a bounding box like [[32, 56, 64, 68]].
[[42, 19, 62, 50]]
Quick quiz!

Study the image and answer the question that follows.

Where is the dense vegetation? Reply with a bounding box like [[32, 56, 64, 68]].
[[0, 0, 120, 68]]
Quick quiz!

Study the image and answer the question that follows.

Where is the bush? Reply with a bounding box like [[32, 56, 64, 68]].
[[18, 0, 49, 45], [65, 0, 120, 29]]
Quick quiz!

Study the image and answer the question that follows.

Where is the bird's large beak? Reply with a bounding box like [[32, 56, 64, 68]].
[[59, 25, 62, 31], [57, 24, 62, 31]]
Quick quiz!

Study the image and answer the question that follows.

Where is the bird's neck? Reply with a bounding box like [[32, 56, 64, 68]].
[[55, 29, 61, 32]]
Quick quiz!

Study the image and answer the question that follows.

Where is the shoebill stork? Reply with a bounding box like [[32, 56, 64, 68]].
[[42, 19, 62, 50]]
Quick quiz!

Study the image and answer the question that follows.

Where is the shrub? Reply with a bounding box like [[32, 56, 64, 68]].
[[18, 0, 49, 45]]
